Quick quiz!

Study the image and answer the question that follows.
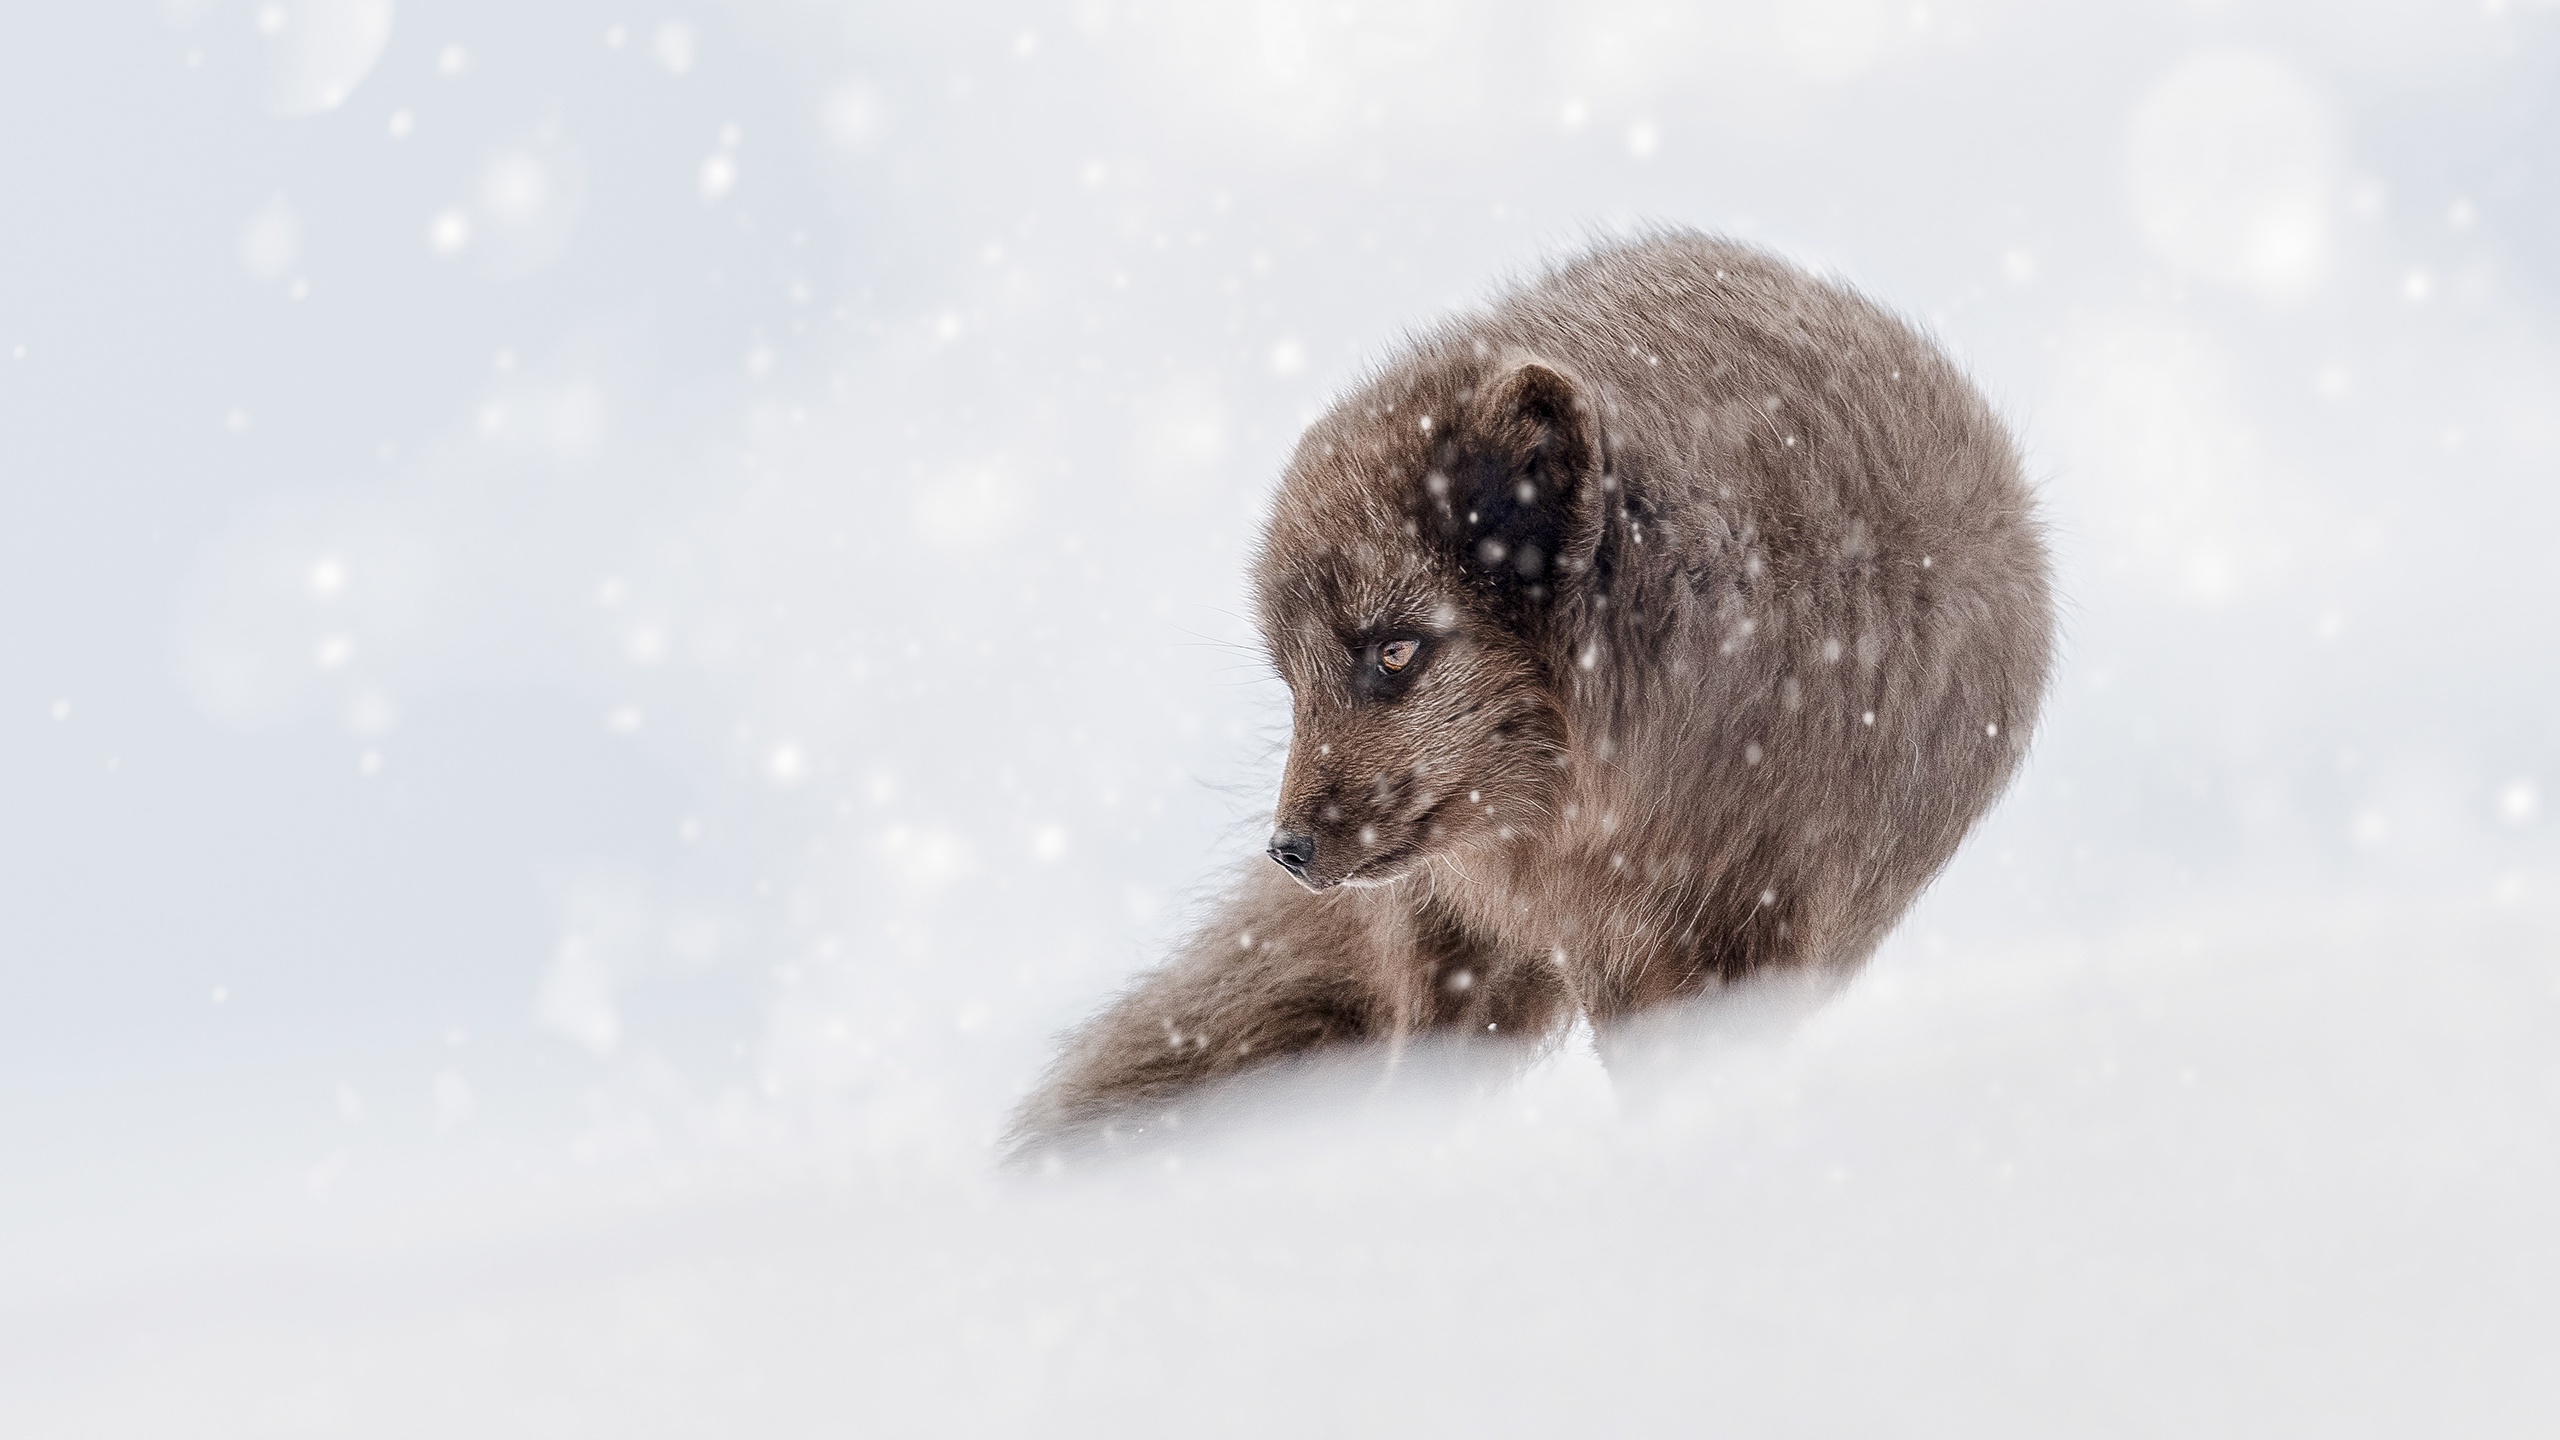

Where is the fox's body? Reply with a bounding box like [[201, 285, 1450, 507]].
[[1011, 231, 2053, 1151]]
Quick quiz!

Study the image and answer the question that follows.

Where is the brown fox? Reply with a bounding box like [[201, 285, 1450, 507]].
[[1009, 230, 2054, 1153]]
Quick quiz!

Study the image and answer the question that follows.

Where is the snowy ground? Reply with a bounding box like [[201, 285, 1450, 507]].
[[4, 2, 2558, 1435]]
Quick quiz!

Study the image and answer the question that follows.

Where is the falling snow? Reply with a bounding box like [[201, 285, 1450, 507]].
[[5, 4, 2559, 1435]]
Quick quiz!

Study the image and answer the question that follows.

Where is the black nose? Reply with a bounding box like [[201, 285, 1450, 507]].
[[1267, 829, 1316, 877]]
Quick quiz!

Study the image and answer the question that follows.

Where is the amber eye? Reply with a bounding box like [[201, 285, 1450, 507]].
[[1378, 638, 1421, 673]]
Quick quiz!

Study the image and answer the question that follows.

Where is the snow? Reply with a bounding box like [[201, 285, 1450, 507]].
[[2126, 51, 2342, 299], [4, 1, 2559, 1434], [254, 0, 393, 118]]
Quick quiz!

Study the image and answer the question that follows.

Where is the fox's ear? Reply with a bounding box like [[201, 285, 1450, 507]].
[[1415, 358, 1604, 618]]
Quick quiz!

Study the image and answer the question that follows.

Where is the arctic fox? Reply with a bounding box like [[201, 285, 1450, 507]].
[[1011, 230, 2054, 1151]]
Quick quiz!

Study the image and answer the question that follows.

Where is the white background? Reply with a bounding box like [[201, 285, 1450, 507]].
[[3, 2, 2556, 1433]]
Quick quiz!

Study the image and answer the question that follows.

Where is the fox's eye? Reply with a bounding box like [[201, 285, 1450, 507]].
[[1350, 636, 1428, 700]]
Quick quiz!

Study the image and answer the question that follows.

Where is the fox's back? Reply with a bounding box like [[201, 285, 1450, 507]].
[[1416, 234, 2054, 986]]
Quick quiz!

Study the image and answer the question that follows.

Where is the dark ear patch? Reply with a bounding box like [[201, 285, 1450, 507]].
[[1415, 360, 1599, 618]]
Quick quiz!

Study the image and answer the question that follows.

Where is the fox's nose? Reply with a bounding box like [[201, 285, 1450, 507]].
[[1266, 829, 1317, 878]]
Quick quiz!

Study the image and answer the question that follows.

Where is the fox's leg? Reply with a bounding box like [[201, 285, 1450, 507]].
[[1005, 865, 1571, 1156], [1381, 883, 1578, 1053], [1573, 858, 1860, 1087]]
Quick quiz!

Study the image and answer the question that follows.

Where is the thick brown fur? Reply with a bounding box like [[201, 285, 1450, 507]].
[[1008, 230, 2054, 1154]]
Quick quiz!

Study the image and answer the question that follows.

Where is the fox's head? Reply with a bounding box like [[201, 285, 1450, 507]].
[[1253, 355, 1609, 891]]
